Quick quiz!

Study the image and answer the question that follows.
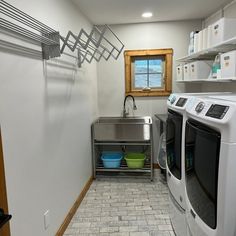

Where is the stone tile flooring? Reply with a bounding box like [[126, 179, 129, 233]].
[[64, 170, 174, 236]]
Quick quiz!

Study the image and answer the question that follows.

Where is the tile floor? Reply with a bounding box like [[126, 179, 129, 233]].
[[64, 170, 174, 236]]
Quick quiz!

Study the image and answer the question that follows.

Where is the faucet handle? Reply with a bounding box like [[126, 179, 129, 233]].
[[123, 108, 129, 117]]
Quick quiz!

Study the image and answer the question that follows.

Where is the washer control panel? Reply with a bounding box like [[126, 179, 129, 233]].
[[167, 94, 177, 105], [175, 97, 188, 107], [206, 104, 229, 119], [195, 102, 205, 113], [170, 95, 177, 104]]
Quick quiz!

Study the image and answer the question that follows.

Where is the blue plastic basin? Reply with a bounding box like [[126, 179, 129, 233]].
[[101, 152, 123, 168]]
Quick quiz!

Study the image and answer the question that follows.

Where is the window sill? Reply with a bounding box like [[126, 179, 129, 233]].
[[125, 91, 171, 97]]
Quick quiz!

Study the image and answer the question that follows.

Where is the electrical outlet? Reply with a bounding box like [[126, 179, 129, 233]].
[[44, 210, 50, 230]]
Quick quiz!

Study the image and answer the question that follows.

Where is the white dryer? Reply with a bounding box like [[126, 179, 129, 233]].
[[185, 95, 236, 236]]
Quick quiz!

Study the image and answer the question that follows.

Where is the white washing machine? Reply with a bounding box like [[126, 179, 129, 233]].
[[167, 93, 192, 236], [166, 92, 231, 236], [185, 95, 236, 236]]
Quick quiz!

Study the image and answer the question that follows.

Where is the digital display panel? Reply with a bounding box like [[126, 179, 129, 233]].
[[206, 104, 229, 119], [175, 98, 187, 107]]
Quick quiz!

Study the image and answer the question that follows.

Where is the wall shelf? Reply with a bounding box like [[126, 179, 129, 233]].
[[176, 35, 236, 83], [176, 77, 236, 83], [177, 36, 236, 62]]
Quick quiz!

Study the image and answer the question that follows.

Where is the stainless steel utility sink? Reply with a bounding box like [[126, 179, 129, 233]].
[[96, 116, 151, 124], [92, 116, 152, 141]]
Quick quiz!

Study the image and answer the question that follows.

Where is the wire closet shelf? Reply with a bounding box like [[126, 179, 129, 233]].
[[0, 0, 124, 67]]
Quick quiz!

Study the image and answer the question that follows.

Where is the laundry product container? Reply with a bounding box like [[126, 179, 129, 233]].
[[193, 33, 199, 53], [221, 50, 236, 78], [197, 30, 203, 52], [176, 65, 183, 81], [125, 153, 146, 168], [202, 28, 208, 50], [189, 61, 211, 80], [207, 24, 212, 48], [211, 18, 236, 46], [183, 63, 191, 81], [101, 152, 123, 168]]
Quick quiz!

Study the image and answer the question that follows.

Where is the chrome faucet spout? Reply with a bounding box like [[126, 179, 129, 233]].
[[123, 95, 137, 117]]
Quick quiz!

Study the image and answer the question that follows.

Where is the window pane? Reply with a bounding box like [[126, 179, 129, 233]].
[[149, 74, 163, 88], [134, 60, 148, 73], [134, 74, 148, 88], [149, 59, 163, 73]]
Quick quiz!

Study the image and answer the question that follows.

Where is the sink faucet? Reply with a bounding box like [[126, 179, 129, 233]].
[[123, 95, 137, 117]]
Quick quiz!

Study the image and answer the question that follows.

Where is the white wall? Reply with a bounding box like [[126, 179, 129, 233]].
[[0, 0, 98, 235], [97, 20, 202, 117]]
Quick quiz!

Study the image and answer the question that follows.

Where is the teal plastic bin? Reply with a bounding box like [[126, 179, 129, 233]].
[[101, 152, 123, 168]]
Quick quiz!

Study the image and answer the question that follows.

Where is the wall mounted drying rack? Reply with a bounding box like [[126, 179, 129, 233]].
[[60, 24, 124, 67], [0, 0, 124, 67]]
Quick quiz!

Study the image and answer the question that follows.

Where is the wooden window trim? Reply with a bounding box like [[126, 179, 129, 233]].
[[124, 48, 173, 97]]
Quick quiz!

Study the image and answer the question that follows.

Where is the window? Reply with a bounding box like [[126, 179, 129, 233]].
[[124, 49, 173, 97]]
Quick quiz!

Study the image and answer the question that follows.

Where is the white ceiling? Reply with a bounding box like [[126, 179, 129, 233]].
[[72, 0, 232, 25]]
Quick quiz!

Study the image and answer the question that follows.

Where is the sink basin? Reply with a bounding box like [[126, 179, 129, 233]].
[[96, 116, 152, 124], [93, 116, 152, 141]]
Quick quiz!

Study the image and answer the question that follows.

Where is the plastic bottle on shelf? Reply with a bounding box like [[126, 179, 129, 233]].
[[212, 54, 221, 78], [189, 31, 199, 54]]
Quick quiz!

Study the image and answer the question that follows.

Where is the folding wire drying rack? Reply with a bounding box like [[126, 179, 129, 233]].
[[0, 0, 124, 67]]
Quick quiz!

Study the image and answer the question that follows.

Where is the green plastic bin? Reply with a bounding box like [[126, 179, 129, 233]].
[[124, 153, 146, 168]]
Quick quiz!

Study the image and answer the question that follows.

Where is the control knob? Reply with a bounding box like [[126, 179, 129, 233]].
[[195, 102, 205, 113]]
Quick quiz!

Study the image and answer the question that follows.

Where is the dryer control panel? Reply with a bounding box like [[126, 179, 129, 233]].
[[206, 104, 229, 119], [195, 102, 205, 113]]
